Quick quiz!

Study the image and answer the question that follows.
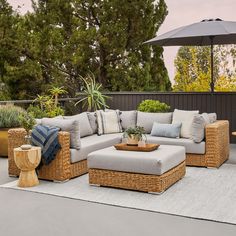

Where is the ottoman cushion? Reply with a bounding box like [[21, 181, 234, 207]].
[[88, 145, 185, 175]]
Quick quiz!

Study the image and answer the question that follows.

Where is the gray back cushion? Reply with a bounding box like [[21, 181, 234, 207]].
[[87, 112, 97, 134], [137, 111, 173, 133], [120, 110, 137, 130], [191, 113, 216, 143], [41, 118, 81, 149], [64, 112, 93, 138]]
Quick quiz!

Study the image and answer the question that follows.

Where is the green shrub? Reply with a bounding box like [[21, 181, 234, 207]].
[[27, 104, 64, 118], [27, 89, 66, 118], [27, 105, 48, 119], [137, 99, 170, 113], [19, 112, 36, 134], [0, 105, 26, 128]]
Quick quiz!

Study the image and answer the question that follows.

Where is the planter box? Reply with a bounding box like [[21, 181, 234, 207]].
[[0, 128, 9, 157]]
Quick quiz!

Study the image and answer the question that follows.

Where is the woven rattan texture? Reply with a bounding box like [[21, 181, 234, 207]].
[[186, 120, 229, 168], [8, 120, 229, 181], [8, 129, 88, 181], [89, 161, 186, 193]]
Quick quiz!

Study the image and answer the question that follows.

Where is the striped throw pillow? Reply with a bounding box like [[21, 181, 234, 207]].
[[96, 110, 122, 135]]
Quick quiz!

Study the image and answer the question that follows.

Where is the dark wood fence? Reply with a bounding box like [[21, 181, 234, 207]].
[[1, 92, 236, 143], [104, 92, 236, 143]]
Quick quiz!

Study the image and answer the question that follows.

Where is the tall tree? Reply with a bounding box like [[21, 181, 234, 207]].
[[173, 45, 236, 91], [1, 0, 171, 100], [0, 0, 17, 99]]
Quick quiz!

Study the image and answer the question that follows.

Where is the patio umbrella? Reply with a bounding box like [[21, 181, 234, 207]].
[[145, 19, 236, 92]]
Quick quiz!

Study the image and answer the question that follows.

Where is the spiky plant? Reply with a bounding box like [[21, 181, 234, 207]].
[[75, 74, 110, 112]]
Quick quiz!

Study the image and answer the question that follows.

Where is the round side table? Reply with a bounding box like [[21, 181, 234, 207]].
[[14, 147, 41, 187]]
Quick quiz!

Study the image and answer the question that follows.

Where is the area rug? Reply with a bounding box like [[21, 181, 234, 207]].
[[1, 164, 236, 225]]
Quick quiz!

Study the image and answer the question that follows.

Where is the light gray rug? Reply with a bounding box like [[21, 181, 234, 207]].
[[1, 164, 236, 225]]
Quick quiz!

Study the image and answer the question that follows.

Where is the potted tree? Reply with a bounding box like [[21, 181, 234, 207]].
[[0, 105, 26, 156], [123, 126, 146, 146]]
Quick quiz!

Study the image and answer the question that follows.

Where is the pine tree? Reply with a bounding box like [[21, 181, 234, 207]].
[[1, 0, 171, 100]]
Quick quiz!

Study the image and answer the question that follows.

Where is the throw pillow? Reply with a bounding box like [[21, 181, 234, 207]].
[[172, 109, 199, 138], [151, 122, 182, 138], [136, 111, 173, 133], [64, 112, 93, 138], [95, 110, 122, 135], [87, 112, 97, 134], [120, 110, 137, 130], [208, 113, 217, 123], [41, 118, 81, 149], [191, 114, 210, 143]]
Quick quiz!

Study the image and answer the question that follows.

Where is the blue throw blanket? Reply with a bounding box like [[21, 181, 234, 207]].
[[31, 125, 61, 165]]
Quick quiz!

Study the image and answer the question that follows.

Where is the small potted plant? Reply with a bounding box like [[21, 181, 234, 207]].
[[123, 126, 146, 146], [19, 112, 36, 150]]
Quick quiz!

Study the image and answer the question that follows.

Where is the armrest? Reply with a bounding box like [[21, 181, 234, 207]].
[[205, 120, 229, 167], [38, 131, 71, 181], [8, 128, 71, 181]]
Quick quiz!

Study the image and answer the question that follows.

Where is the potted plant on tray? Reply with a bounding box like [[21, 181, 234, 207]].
[[123, 126, 146, 146]]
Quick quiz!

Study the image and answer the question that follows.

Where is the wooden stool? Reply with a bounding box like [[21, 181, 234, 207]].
[[14, 147, 41, 187]]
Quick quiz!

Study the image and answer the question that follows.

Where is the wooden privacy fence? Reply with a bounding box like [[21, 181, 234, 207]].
[[1, 92, 236, 143], [104, 92, 236, 143]]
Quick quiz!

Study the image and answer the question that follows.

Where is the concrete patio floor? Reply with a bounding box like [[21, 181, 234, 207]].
[[0, 145, 236, 236]]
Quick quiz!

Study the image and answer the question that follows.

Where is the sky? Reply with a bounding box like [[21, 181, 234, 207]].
[[7, 0, 236, 82]]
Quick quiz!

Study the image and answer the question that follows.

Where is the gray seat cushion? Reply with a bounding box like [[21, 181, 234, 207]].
[[137, 111, 173, 133], [88, 145, 185, 175], [70, 133, 122, 163], [146, 135, 205, 154]]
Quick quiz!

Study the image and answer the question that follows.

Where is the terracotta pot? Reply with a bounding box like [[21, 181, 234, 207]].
[[127, 134, 140, 146], [0, 128, 10, 157]]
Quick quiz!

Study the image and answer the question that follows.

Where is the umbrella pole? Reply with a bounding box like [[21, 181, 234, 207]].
[[210, 36, 214, 93]]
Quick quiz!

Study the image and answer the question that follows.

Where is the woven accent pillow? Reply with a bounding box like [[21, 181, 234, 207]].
[[96, 110, 122, 135]]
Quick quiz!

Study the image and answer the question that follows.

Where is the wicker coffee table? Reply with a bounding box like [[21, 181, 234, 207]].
[[88, 145, 186, 194]]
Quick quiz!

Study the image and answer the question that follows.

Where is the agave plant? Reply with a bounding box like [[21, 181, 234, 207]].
[[0, 105, 26, 128], [75, 74, 110, 112]]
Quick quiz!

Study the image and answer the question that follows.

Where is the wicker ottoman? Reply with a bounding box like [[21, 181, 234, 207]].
[[88, 145, 186, 194]]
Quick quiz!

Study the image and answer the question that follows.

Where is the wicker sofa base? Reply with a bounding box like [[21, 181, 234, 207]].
[[89, 161, 186, 193], [9, 158, 88, 182]]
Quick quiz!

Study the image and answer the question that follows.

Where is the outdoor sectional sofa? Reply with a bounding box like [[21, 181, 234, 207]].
[[8, 110, 230, 182]]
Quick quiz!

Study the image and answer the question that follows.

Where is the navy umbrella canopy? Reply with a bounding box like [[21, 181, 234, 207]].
[[145, 19, 236, 92]]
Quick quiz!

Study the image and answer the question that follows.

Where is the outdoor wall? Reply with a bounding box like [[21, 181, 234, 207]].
[[105, 92, 236, 143], [1, 92, 236, 143]]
